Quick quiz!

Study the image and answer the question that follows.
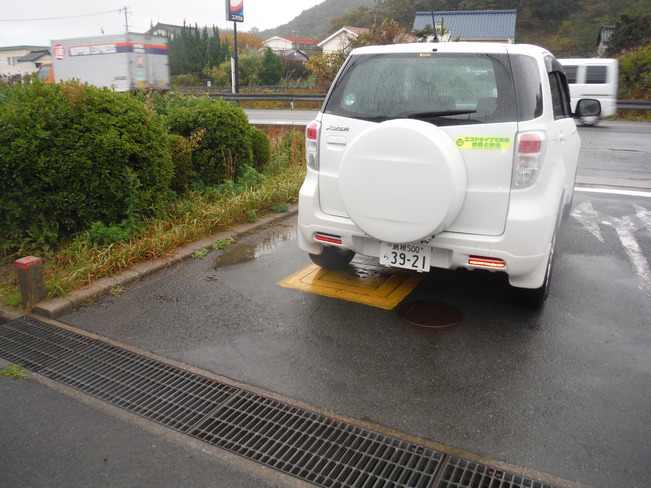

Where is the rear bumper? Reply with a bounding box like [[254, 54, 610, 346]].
[[298, 170, 557, 289]]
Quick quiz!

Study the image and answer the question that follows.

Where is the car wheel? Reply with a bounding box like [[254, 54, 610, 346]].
[[563, 188, 574, 222], [309, 247, 355, 270], [515, 233, 556, 308], [580, 115, 599, 126]]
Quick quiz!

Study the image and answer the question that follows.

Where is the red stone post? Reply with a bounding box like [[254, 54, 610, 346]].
[[15, 256, 46, 308]]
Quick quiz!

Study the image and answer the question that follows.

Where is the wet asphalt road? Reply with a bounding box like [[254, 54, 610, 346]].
[[57, 185, 651, 488], [2, 122, 651, 488]]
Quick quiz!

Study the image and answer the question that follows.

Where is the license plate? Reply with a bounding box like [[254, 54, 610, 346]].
[[380, 241, 431, 272]]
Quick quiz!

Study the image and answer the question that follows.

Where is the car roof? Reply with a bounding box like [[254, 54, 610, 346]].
[[350, 42, 551, 58], [558, 58, 618, 65]]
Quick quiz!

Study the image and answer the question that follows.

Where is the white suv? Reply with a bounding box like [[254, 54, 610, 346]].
[[298, 43, 600, 306]]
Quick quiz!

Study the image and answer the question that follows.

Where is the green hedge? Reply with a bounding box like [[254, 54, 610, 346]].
[[249, 126, 271, 172], [0, 84, 274, 253], [0, 82, 173, 248], [165, 97, 254, 186]]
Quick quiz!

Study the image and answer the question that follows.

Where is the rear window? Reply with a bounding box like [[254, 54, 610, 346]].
[[325, 53, 533, 126]]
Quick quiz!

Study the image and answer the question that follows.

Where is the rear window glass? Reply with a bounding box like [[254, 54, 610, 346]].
[[586, 65, 608, 84], [510, 54, 543, 121], [324, 53, 520, 126]]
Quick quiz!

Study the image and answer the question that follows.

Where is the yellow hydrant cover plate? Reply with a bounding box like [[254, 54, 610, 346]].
[[278, 260, 425, 310]]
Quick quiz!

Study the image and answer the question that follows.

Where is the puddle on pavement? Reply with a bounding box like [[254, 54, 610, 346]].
[[213, 224, 297, 268]]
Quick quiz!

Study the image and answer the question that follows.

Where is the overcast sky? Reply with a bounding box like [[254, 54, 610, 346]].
[[0, 1, 325, 47]]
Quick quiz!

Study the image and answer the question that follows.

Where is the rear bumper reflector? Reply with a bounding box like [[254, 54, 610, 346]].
[[315, 233, 343, 245], [468, 256, 506, 269]]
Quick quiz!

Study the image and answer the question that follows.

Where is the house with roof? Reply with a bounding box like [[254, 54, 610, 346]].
[[413, 10, 517, 44], [146, 23, 198, 37], [1, 45, 50, 79], [263, 36, 320, 58], [18, 50, 51, 72], [318, 26, 369, 53]]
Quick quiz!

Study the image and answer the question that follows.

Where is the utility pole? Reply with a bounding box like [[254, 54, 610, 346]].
[[431, 11, 439, 42], [122, 6, 130, 32]]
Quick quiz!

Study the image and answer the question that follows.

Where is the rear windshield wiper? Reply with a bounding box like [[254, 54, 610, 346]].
[[352, 114, 391, 123], [398, 110, 478, 118]]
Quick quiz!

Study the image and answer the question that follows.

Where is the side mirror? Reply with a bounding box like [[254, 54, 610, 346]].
[[575, 99, 601, 117]]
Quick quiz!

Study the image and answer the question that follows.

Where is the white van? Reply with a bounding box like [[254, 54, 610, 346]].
[[558, 58, 618, 125]]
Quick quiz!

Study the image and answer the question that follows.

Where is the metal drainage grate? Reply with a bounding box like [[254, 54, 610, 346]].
[[0, 317, 564, 488], [192, 390, 444, 487], [0, 316, 93, 370], [40, 341, 239, 432], [438, 457, 557, 488]]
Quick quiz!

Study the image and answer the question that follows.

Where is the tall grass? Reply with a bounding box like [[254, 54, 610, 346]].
[[0, 129, 306, 306]]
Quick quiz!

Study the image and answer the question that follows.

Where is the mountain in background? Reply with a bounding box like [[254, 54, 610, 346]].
[[254, 0, 650, 58], [257, 0, 376, 42]]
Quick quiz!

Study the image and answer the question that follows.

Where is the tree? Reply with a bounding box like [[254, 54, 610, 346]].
[[306, 20, 410, 88], [220, 32, 265, 52], [606, 14, 651, 56], [349, 20, 410, 49], [329, 7, 375, 31], [167, 24, 231, 76], [261, 48, 284, 85], [618, 44, 651, 99], [305, 51, 348, 89]]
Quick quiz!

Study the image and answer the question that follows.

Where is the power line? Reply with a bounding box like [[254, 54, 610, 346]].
[[0, 9, 121, 22]]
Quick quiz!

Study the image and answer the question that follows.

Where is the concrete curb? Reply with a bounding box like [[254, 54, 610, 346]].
[[1, 205, 298, 322]]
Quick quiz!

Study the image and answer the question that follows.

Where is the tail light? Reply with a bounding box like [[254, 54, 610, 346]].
[[306, 120, 321, 170], [512, 131, 547, 188]]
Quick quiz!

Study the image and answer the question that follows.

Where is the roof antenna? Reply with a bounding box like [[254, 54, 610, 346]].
[[431, 11, 439, 43]]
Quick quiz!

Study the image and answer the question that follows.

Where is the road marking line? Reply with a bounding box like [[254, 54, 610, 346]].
[[572, 201, 651, 294]]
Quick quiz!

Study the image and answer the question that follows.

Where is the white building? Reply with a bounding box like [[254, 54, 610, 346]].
[[263, 36, 319, 57], [1, 46, 50, 79], [318, 26, 368, 54]]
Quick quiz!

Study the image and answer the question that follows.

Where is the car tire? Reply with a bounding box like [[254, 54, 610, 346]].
[[309, 247, 355, 270], [580, 115, 599, 126], [515, 233, 556, 308], [562, 189, 574, 222]]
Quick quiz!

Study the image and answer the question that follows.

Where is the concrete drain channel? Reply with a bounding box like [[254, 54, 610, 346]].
[[1, 317, 562, 488]]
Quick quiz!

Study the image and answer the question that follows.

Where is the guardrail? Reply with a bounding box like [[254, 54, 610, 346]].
[[208, 93, 327, 103], [617, 100, 651, 110], [180, 90, 650, 111]]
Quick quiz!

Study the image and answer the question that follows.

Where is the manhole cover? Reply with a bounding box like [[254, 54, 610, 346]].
[[398, 300, 461, 328]]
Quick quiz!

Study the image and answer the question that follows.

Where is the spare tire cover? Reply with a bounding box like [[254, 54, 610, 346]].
[[338, 119, 466, 244]]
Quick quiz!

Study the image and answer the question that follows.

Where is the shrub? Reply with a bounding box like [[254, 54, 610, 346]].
[[0, 81, 173, 250], [249, 126, 271, 171], [168, 134, 193, 194], [165, 97, 253, 186], [618, 44, 651, 100]]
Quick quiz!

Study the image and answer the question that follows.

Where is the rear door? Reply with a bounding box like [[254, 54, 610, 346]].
[[319, 49, 519, 237]]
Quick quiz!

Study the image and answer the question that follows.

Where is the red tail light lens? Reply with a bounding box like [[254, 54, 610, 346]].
[[518, 133, 543, 153], [306, 120, 320, 170], [306, 121, 319, 141], [513, 131, 547, 188]]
